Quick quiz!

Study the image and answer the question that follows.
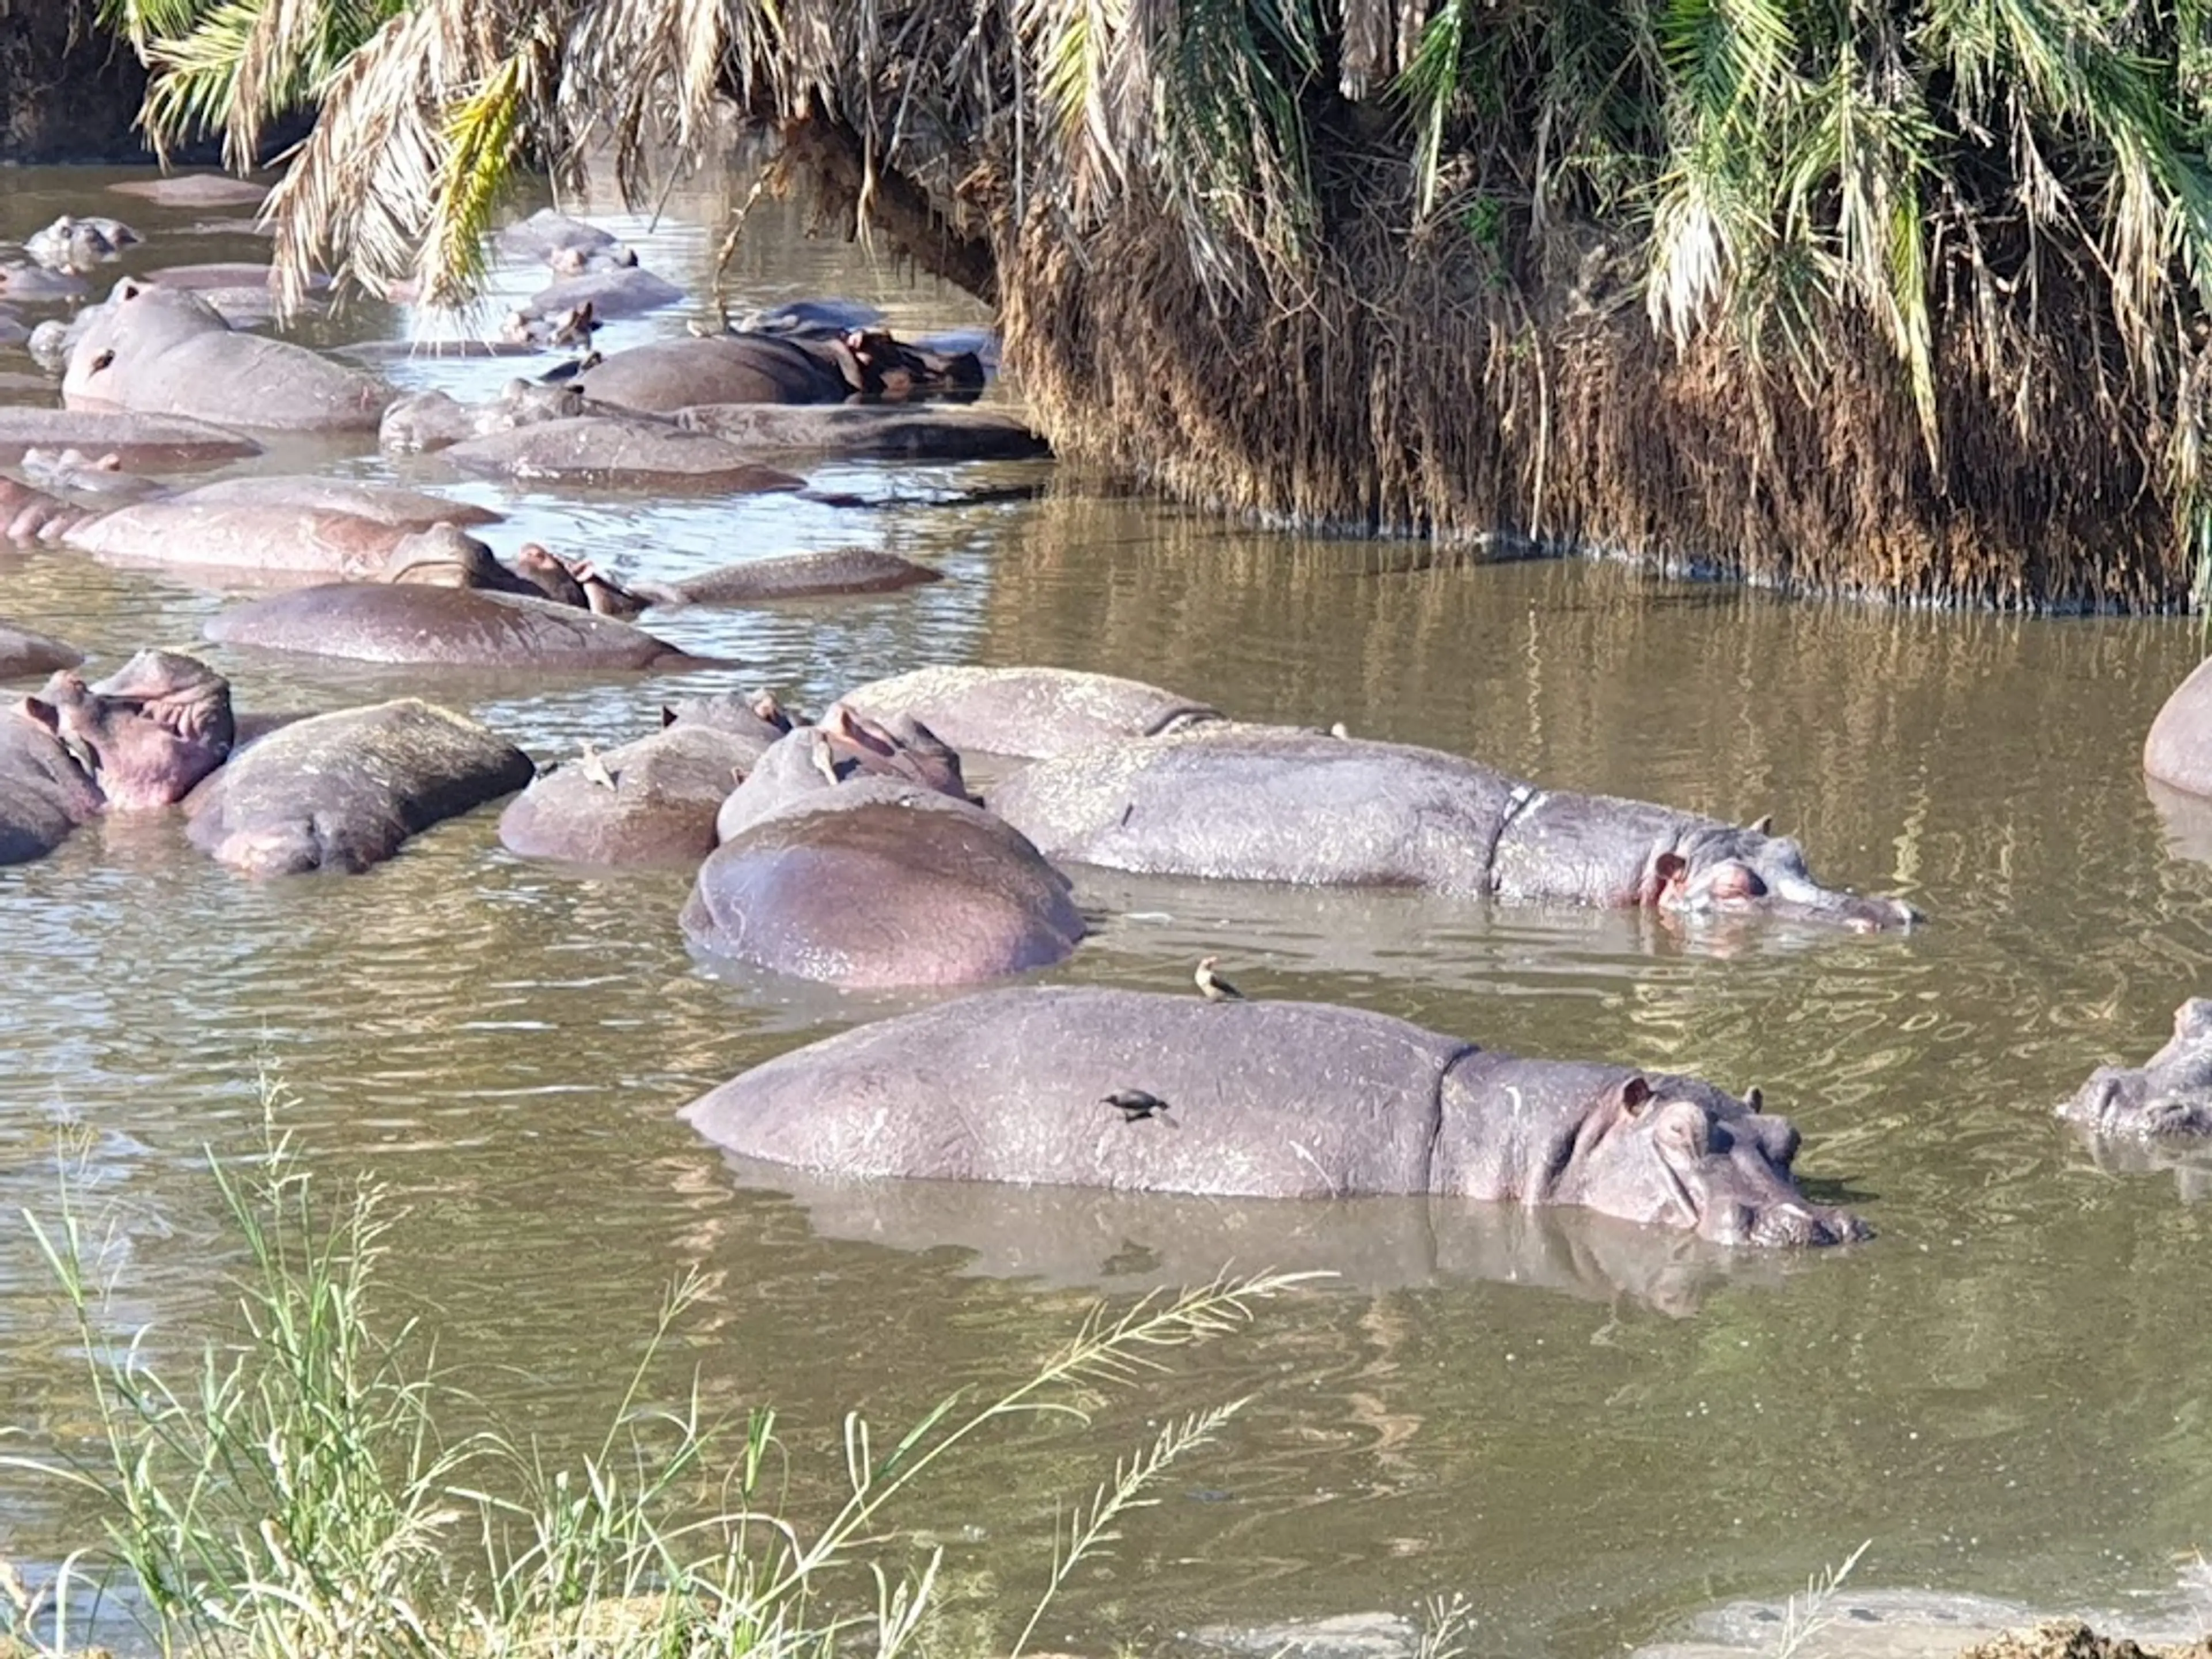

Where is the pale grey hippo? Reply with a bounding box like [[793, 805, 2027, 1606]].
[[57, 498, 418, 581], [2145, 657, 2212, 799], [436, 416, 806, 493], [676, 403, 1048, 462], [0, 408, 262, 471], [19, 449, 170, 503], [0, 620, 85, 680], [62, 281, 387, 433], [679, 988, 1870, 1247], [2061, 1000, 2212, 1138], [108, 174, 269, 207], [184, 699, 533, 876], [2, 651, 236, 865], [203, 581, 719, 672], [831, 665, 1223, 760], [522, 266, 681, 320], [496, 713, 781, 868], [494, 209, 632, 267], [989, 724, 1921, 930]]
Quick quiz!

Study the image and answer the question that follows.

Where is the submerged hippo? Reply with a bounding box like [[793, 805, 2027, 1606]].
[[574, 328, 981, 415], [25, 215, 138, 273], [495, 209, 632, 267], [1, 621, 85, 680], [62, 281, 386, 433], [204, 579, 718, 671], [378, 378, 604, 451], [0, 408, 262, 471], [676, 403, 1048, 463], [185, 698, 534, 876], [2061, 1000, 2212, 1138], [679, 987, 1870, 1248], [108, 174, 268, 207], [2, 651, 236, 864], [2146, 659, 2212, 800], [522, 266, 681, 321], [990, 724, 1919, 930], [58, 497, 414, 580], [832, 665, 1223, 759], [19, 449, 169, 503], [437, 416, 806, 493], [497, 714, 778, 868]]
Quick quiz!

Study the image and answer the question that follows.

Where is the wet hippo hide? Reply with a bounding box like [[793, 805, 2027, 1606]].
[[679, 987, 1870, 1247], [497, 721, 770, 867], [0, 407, 262, 471], [574, 336, 860, 412], [61, 499, 413, 581], [523, 266, 681, 320], [173, 477, 501, 530], [185, 698, 535, 875], [2145, 657, 2212, 799], [62, 281, 387, 433], [831, 665, 1224, 760], [0, 703, 104, 865], [108, 175, 270, 207], [437, 416, 807, 493], [680, 781, 1085, 988], [665, 548, 941, 605], [2061, 999, 2212, 1138], [676, 403, 1049, 462], [0, 621, 85, 680], [203, 582, 718, 671]]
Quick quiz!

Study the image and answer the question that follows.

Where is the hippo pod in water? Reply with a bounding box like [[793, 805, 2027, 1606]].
[[62, 281, 387, 434], [2061, 999, 2212, 1138], [185, 699, 535, 876], [833, 665, 1225, 759], [988, 723, 1921, 931], [204, 579, 718, 672], [679, 987, 1870, 1248], [682, 716, 1082, 988], [497, 695, 794, 868], [1, 650, 236, 865]]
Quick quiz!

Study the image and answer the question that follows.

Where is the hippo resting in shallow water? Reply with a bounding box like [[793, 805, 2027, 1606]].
[[185, 699, 533, 875], [1, 622, 85, 681], [1, 652, 235, 863], [62, 281, 387, 433], [990, 724, 1919, 931], [833, 666, 1223, 759], [680, 987, 1870, 1248], [2061, 1000, 2212, 1138], [682, 717, 1082, 987]]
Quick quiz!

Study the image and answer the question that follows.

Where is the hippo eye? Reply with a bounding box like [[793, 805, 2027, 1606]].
[[1709, 862, 1766, 900], [90, 349, 114, 372]]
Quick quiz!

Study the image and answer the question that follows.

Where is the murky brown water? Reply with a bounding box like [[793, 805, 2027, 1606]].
[[6, 157, 2212, 1659]]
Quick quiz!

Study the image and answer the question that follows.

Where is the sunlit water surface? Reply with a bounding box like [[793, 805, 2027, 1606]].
[[5, 157, 2212, 1659]]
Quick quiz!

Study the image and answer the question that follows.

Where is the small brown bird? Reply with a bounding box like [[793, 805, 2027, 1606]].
[[1102, 1089, 1172, 1123], [809, 727, 843, 788], [1194, 955, 1245, 1002]]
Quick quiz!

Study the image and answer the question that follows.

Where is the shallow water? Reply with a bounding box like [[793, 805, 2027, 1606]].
[[5, 157, 2212, 1659]]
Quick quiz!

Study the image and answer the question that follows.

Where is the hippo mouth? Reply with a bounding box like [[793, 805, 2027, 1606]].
[[1704, 1198, 1872, 1248], [2073, 1077, 2212, 1138]]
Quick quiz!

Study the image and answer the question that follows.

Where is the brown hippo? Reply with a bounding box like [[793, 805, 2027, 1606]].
[[18, 449, 170, 503], [573, 328, 982, 416], [832, 666, 1224, 760], [496, 715, 776, 868], [988, 723, 1921, 931], [494, 209, 632, 267], [62, 281, 387, 433], [712, 709, 971, 843], [184, 699, 534, 876], [678, 987, 1871, 1248], [0, 621, 85, 680], [521, 266, 681, 320], [2061, 1000, 2212, 1138], [2, 651, 236, 865], [58, 498, 415, 581]]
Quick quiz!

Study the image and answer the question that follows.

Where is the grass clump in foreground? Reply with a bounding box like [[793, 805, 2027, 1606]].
[[0, 1096, 1319, 1659]]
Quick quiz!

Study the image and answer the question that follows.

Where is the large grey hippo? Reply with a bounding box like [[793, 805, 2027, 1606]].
[[989, 724, 1920, 930], [204, 581, 717, 671], [0, 408, 262, 471], [0, 621, 85, 680], [832, 665, 1223, 760], [62, 281, 387, 433], [2, 651, 236, 865], [184, 699, 534, 875], [573, 329, 983, 415], [676, 403, 1048, 463], [2146, 658, 2212, 799], [682, 719, 1080, 988], [2061, 1000, 2212, 1138], [108, 173, 268, 207], [679, 988, 1869, 1248], [57, 498, 416, 580], [437, 416, 806, 493]]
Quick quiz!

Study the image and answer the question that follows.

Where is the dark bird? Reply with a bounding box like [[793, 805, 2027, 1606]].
[[1194, 955, 1245, 1002], [1101, 1089, 1172, 1123], [537, 349, 602, 385]]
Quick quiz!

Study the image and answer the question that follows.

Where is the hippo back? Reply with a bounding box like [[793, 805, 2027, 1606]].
[[680, 986, 1475, 1193], [204, 583, 702, 669], [575, 335, 855, 413], [834, 665, 1220, 760], [498, 723, 760, 867], [0, 710, 103, 865]]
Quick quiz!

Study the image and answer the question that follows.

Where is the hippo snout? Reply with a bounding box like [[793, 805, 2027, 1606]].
[[1745, 1203, 1872, 1248]]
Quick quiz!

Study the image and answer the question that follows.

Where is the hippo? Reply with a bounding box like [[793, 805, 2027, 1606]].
[[681, 779, 1085, 988], [377, 380, 597, 452], [738, 298, 887, 335], [0, 309, 26, 348], [108, 174, 269, 207], [18, 449, 168, 503], [0, 266, 90, 302], [0, 621, 84, 680], [57, 497, 415, 579], [522, 266, 681, 321], [25, 215, 138, 273], [2145, 658, 2212, 799], [0, 408, 262, 471], [494, 209, 632, 267], [62, 281, 387, 433], [0, 478, 101, 543], [573, 328, 983, 415], [678, 987, 1870, 1248], [170, 478, 501, 531], [184, 698, 534, 876], [546, 244, 638, 276], [831, 665, 1223, 760], [496, 716, 778, 867], [713, 709, 972, 843], [1, 650, 236, 864], [676, 403, 1049, 462], [2061, 1001, 2212, 1137], [435, 416, 808, 493], [203, 580, 719, 671], [987, 723, 1920, 931]]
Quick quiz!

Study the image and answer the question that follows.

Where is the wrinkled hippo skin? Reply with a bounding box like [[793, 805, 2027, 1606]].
[[682, 779, 1085, 988], [2061, 1000, 2212, 1137], [437, 416, 806, 493], [0, 650, 236, 864], [185, 699, 533, 875], [63, 281, 386, 433], [680, 987, 1870, 1248], [2145, 657, 2212, 800], [0, 620, 85, 680], [575, 328, 982, 416], [834, 665, 1223, 760], [677, 403, 1047, 462], [991, 724, 1920, 930], [204, 581, 718, 671], [497, 721, 771, 867], [0, 408, 262, 471]]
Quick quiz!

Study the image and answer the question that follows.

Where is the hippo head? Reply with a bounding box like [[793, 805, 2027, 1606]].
[[26, 650, 233, 809], [820, 703, 972, 800], [2061, 999, 2212, 1137], [512, 543, 592, 609], [1650, 818, 1920, 933], [1559, 1075, 1870, 1248], [376, 524, 506, 590]]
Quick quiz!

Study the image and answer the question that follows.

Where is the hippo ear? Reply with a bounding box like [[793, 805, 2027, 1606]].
[[1743, 1086, 1763, 1113], [21, 696, 58, 732], [1745, 813, 1773, 836], [1619, 1076, 1654, 1118], [661, 706, 678, 729], [93, 452, 122, 472], [1652, 852, 1688, 896]]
